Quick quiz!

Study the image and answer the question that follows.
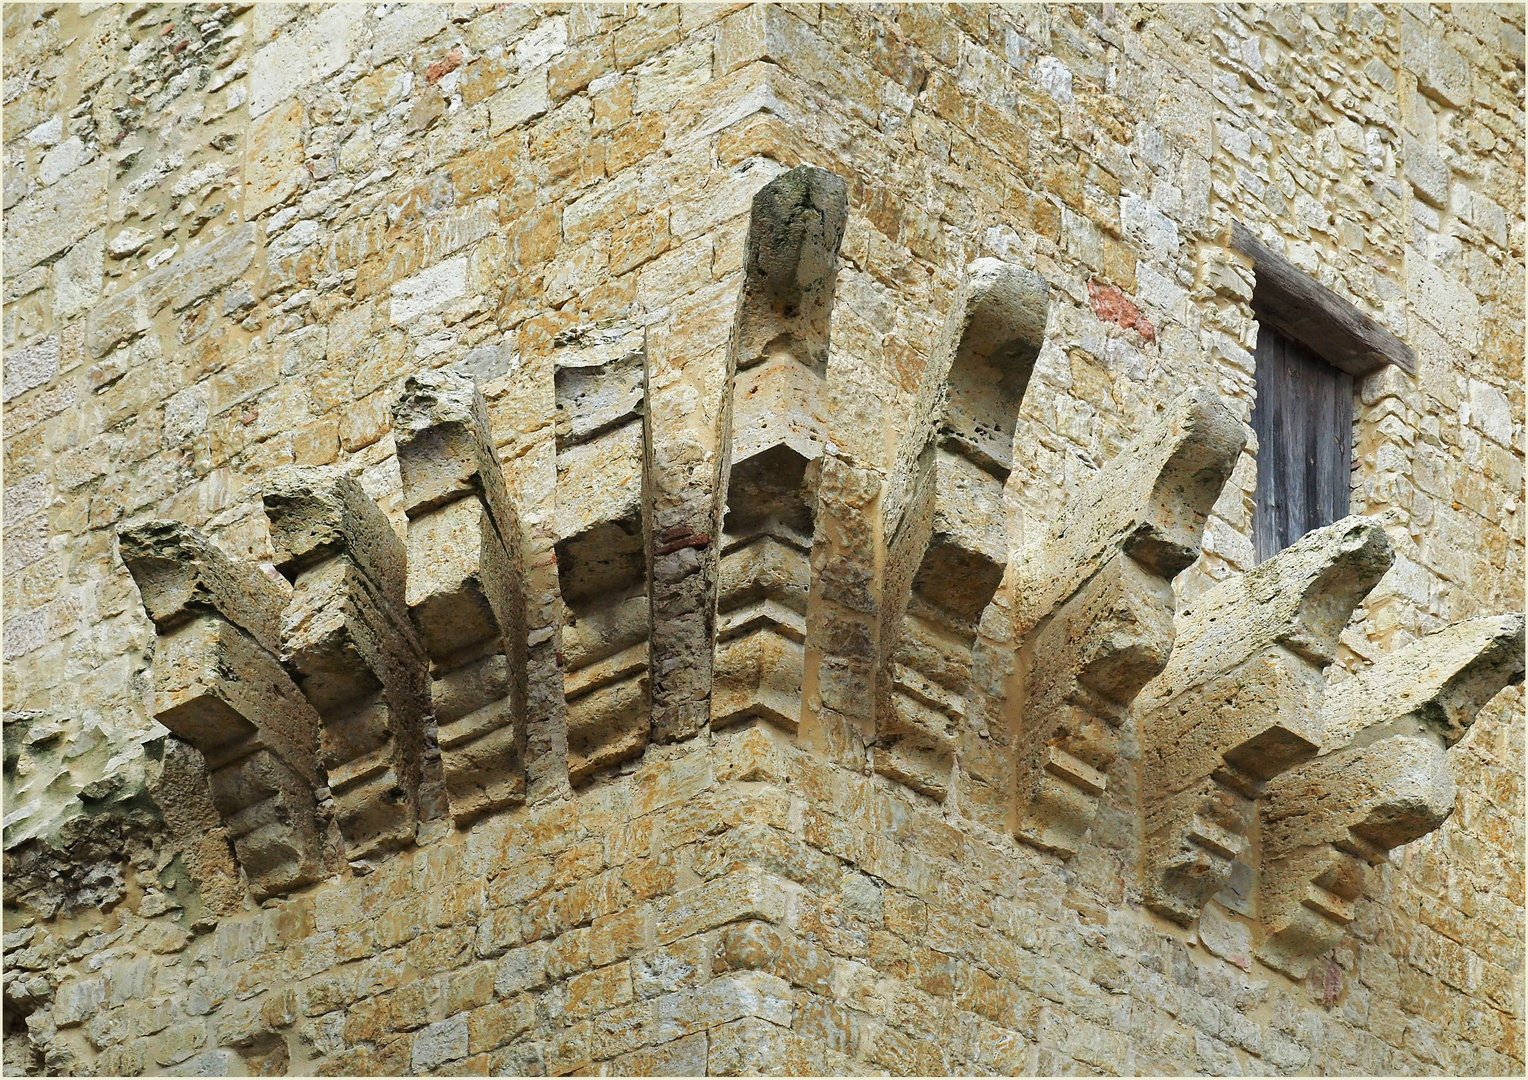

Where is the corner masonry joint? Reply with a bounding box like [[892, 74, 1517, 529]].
[[713, 165, 850, 736]]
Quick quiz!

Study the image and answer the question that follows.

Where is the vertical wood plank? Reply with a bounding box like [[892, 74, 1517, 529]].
[[1303, 337, 1324, 542], [1330, 363, 1354, 525], [1252, 329, 1279, 562], [1287, 334, 1303, 552], [1288, 334, 1310, 554]]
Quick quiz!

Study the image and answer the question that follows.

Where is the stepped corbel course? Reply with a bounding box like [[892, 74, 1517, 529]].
[[1257, 614, 1525, 976], [875, 257, 1050, 800], [262, 467, 431, 858], [99, 163, 1518, 986], [391, 371, 529, 825], [1138, 515, 1394, 925], [1011, 387, 1246, 856], [712, 164, 849, 734], [119, 520, 328, 900], [551, 323, 653, 784]]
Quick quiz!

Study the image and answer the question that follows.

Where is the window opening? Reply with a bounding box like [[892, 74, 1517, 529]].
[[1250, 328, 1353, 562]]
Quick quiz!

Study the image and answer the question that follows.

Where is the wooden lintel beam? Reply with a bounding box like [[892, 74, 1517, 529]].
[[1229, 222, 1416, 377]]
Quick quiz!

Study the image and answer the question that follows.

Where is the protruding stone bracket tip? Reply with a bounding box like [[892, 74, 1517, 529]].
[[711, 167, 850, 737], [1012, 387, 1245, 858], [737, 164, 850, 376], [937, 257, 1051, 483], [875, 257, 1050, 801], [1256, 613, 1524, 977], [1138, 515, 1393, 926]]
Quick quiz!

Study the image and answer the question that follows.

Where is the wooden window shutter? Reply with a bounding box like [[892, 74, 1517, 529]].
[[1250, 329, 1353, 562], [1229, 222, 1413, 564]]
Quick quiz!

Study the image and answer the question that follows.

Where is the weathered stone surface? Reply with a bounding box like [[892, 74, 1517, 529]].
[[1012, 388, 1245, 856], [149, 618, 321, 804], [264, 468, 408, 599], [121, 522, 327, 900], [403, 497, 517, 658], [3, 6, 1523, 1078], [732, 164, 848, 380], [799, 453, 882, 765], [712, 166, 849, 736], [391, 257, 469, 327], [552, 323, 652, 784], [248, 4, 363, 119], [3, 159, 107, 273], [1014, 551, 1175, 851], [1317, 613, 1526, 753], [393, 371, 520, 541], [877, 257, 1049, 798], [246, 99, 305, 220], [2, 336, 59, 403], [1014, 387, 1249, 632], [117, 520, 288, 656], [264, 468, 430, 857], [393, 372, 528, 824], [884, 258, 1052, 534], [1257, 614, 1525, 977], [1258, 732, 1455, 978], [145, 738, 245, 919]]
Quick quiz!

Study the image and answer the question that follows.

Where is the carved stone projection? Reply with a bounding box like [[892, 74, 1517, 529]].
[[391, 371, 529, 825], [875, 258, 1050, 799], [1010, 388, 1245, 856], [551, 323, 652, 784], [119, 521, 327, 900], [262, 467, 430, 857], [144, 736, 245, 917], [1257, 613, 1524, 976], [94, 169, 1518, 971], [1138, 515, 1394, 925], [712, 165, 848, 733]]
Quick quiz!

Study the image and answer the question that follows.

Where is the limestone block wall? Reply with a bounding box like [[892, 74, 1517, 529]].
[[3, 3, 1523, 1076]]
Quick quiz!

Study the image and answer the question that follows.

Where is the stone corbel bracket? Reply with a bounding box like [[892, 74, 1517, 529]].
[[262, 467, 430, 858], [711, 164, 848, 735], [1138, 516, 1393, 925], [119, 521, 328, 900], [551, 323, 652, 784], [1257, 613, 1524, 977], [1011, 388, 1245, 856], [144, 737, 245, 917], [876, 258, 1050, 800], [391, 371, 529, 825]]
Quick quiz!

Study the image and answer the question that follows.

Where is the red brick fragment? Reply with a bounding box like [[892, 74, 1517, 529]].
[[427, 48, 464, 85], [1087, 280, 1155, 343], [654, 525, 711, 557]]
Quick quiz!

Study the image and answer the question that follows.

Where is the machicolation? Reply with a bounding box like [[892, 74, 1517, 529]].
[[3, 4, 1523, 1076]]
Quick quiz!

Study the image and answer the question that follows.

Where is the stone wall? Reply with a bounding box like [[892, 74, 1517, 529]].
[[3, 3, 1523, 1076]]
